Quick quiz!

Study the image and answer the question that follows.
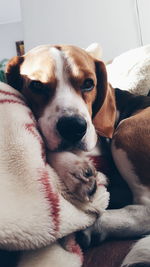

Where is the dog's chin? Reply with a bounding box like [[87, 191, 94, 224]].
[[44, 131, 97, 152], [46, 139, 87, 152], [54, 141, 86, 152], [49, 140, 96, 152], [55, 141, 73, 152]]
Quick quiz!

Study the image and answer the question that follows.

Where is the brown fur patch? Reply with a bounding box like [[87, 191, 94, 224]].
[[61, 45, 98, 115], [22, 79, 57, 118], [114, 107, 150, 186], [6, 56, 24, 90], [6, 44, 115, 129]]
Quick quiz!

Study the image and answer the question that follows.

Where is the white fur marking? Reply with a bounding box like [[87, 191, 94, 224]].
[[112, 143, 150, 205], [121, 236, 150, 266], [49, 47, 64, 82]]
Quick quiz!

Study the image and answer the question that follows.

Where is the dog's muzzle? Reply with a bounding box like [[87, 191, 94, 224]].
[[56, 115, 87, 143]]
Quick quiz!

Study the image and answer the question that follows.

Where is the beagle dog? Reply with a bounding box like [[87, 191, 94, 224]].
[[6, 44, 114, 205], [6, 44, 150, 267], [82, 92, 150, 266]]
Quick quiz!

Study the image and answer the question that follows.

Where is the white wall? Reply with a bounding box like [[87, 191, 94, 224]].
[[0, 0, 23, 61], [138, 0, 150, 45], [0, 0, 22, 24], [21, 0, 141, 61], [0, 22, 23, 60]]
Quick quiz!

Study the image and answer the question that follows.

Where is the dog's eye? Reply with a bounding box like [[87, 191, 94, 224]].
[[29, 80, 44, 94], [81, 79, 94, 92]]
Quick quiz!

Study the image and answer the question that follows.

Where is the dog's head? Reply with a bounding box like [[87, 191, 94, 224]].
[[6, 44, 116, 151]]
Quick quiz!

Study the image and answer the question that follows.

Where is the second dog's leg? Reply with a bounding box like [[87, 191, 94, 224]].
[[82, 204, 150, 246]]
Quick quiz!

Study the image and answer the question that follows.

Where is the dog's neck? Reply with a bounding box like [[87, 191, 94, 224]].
[[115, 88, 150, 125]]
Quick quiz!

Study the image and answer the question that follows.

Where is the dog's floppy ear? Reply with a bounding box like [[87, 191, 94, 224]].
[[5, 56, 24, 90], [92, 60, 116, 138]]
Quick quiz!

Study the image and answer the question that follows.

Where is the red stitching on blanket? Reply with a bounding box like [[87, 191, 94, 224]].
[[28, 110, 37, 124], [25, 120, 60, 233], [67, 238, 83, 263], [0, 89, 24, 100], [0, 91, 60, 234], [0, 99, 25, 105], [38, 169, 60, 233], [25, 122, 46, 161]]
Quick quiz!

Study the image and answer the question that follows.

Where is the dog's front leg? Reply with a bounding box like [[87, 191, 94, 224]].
[[80, 204, 150, 247], [48, 150, 109, 254]]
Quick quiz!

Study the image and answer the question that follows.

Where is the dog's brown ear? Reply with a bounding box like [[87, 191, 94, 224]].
[[92, 60, 116, 138], [5, 56, 24, 90]]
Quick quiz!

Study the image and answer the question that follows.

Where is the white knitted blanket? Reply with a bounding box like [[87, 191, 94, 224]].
[[0, 82, 109, 267]]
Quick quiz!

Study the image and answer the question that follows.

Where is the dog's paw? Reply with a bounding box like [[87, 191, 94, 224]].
[[60, 156, 98, 202], [77, 211, 111, 248], [48, 151, 100, 202], [79, 220, 108, 248]]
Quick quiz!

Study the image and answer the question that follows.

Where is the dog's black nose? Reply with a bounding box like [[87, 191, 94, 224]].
[[56, 115, 87, 142]]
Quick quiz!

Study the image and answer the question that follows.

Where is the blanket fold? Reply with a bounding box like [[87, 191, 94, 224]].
[[0, 82, 108, 266]]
